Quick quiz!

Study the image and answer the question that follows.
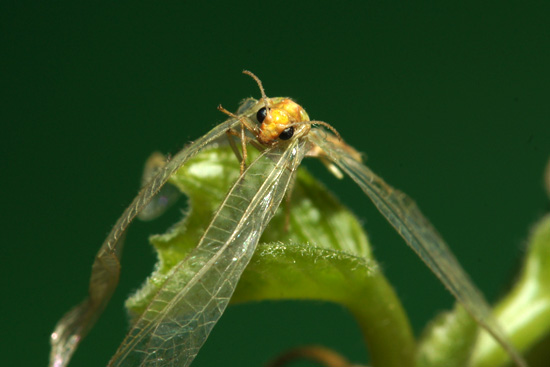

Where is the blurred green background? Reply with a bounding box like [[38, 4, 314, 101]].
[[2, 2, 549, 367]]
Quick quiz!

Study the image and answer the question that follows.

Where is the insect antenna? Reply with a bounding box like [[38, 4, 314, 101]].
[[281, 118, 343, 141], [310, 120, 342, 141], [243, 70, 270, 110]]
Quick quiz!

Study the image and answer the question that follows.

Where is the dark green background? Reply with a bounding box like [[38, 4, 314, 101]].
[[3, 2, 549, 367]]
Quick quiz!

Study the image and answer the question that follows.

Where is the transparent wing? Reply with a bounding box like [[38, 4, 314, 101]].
[[108, 138, 308, 367], [50, 116, 245, 367], [138, 152, 182, 221], [138, 182, 181, 221], [308, 129, 526, 367]]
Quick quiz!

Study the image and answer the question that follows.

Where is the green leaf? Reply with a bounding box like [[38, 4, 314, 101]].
[[471, 213, 550, 367], [125, 145, 415, 367], [418, 214, 550, 367], [417, 304, 478, 367]]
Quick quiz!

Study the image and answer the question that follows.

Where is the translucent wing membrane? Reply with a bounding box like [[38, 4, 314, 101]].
[[51, 69, 527, 367], [108, 138, 308, 367], [50, 115, 248, 367], [308, 129, 526, 367], [138, 182, 181, 221], [138, 152, 182, 221]]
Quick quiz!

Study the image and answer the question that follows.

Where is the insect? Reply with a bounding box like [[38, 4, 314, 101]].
[[50, 71, 526, 367]]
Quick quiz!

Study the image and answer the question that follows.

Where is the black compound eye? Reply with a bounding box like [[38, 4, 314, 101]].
[[279, 126, 294, 140], [256, 107, 267, 123]]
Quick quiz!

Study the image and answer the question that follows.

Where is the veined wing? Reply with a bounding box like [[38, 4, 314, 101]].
[[50, 114, 248, 367], [138, 152, 183, 221], [108, 138, 308, 367], [308, 129, 526, 367]]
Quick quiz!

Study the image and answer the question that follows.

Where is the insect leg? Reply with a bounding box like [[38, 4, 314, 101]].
[[282, 166, 300, 232], [225, 127, 257, 175], [226, 130, 244, 165], [240, 123, 248, 175], [218, 104, 261, 175]]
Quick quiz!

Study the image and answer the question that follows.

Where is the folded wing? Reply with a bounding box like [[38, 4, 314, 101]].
[[108, 138, 308, 367], [50, 116, 243, 367]]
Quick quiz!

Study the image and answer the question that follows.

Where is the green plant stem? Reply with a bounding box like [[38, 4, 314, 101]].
[[471, 214, 550, 367], [231, 243, 416, 367]]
